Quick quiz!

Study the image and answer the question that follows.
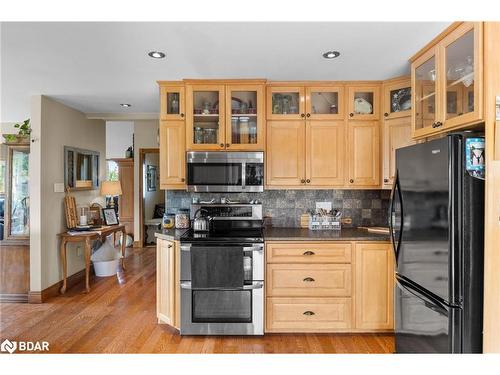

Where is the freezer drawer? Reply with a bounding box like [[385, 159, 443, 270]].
[[395, 277, 461, 353]]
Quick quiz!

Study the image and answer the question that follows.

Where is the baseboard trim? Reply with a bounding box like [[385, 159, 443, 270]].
[[28, 267, 90, 303], [0, 293, 29, 303]]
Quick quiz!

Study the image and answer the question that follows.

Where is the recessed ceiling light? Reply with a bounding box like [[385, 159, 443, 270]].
[[120, 103, 132, 108], [323, 51, 340, 59], [148, 51, 166, 59]]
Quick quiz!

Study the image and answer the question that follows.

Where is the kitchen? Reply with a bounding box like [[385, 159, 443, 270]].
[[154, 21, 490, 354]]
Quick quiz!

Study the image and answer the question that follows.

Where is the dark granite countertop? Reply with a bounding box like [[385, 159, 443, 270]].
[[154, 228, 188, 241], [263, 227, 390, 242]]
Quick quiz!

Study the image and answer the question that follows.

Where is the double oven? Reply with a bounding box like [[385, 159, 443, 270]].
[[179, 204, 264, 335]]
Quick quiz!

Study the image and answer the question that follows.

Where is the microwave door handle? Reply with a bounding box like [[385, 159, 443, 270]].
[[241, 162, 246, 190]]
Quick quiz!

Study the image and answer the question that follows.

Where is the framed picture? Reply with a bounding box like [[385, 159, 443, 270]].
[[102, 208, 119, 225], [146, 165, 157, 192]]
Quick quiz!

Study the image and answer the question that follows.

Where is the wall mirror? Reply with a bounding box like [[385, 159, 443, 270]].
[[64, 146, 100, 190]]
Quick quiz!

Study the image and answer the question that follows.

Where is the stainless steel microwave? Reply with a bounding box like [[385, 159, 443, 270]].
[[186, 152, 264, 192]]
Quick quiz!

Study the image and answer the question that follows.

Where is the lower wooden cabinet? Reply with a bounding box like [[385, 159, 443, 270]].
[[266, 297, 352, 332], [159, 120, 186, 190], [265, 240, 394, 333], [156, 239, 180, 328], [354, 242, 394, 330]]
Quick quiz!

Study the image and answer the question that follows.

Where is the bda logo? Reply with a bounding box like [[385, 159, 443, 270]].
[[1, 339, 17, 354]]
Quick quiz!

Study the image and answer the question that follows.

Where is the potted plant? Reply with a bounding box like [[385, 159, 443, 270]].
[[3, 119, 31, 144]]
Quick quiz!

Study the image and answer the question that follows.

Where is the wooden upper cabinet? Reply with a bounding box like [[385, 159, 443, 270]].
[[159, 120, 186, 190], [355, 243, 394, 330], [225, 84, 265, 151], [383, 77, 411, 120], [266, 120, 305, 187], [160, 85, 185, 120], [440, 22, 483, 129], [305, 86, 344, 120], [347, 121, 380, 187], [267, 86, 305, 120], [186, 84, 226, 151], [305, 121, 345, 187], [382, 117, 415, 188], [411, 22, 483, 139], [347, 85, 380, 121]]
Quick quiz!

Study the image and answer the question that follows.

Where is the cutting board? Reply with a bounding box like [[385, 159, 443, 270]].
[[358, 226, 390, 234]]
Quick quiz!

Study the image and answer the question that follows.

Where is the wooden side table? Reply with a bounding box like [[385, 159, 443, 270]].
[[58, 224, 127, 294]]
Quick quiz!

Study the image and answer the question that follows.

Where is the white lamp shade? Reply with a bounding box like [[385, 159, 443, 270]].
[[100, 180, 122, 196]]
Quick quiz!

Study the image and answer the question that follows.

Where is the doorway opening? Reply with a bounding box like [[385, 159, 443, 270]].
[[139, 148, 164, 247]]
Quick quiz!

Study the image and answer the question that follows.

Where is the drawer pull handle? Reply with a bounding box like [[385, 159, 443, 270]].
[[303, 277, 315, 282], [303, 251, 315, 256], [303, 311, 315, 316]]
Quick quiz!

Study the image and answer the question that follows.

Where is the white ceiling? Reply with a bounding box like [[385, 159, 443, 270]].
[[0, 22, 450, 122]]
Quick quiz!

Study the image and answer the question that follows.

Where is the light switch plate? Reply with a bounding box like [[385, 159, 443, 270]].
[[54, 182, 65, 193]]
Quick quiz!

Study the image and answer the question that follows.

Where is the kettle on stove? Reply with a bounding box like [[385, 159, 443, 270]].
[[192, 208, 212, 232]]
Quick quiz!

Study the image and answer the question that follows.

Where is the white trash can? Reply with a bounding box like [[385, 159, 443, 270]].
[[93, 258, 119, 277]]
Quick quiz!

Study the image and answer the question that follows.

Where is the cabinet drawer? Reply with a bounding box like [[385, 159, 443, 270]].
[[266, 242, 352, 263], [266, 264, 351, 297], [266, 297, 352, 332]]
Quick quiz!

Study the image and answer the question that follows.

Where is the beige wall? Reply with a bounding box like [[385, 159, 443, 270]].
[[30, 96, 106, 291], [133, 120, 159, 241], [0, 122, 19, 138]]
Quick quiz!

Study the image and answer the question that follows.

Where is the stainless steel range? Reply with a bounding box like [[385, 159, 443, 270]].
[[179, 203, 264, 335]]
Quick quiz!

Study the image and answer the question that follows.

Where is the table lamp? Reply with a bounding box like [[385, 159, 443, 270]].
[[100, 181, 122, 211]]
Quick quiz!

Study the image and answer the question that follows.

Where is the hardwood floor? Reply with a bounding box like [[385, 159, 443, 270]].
[[0, 246, 395, 354]]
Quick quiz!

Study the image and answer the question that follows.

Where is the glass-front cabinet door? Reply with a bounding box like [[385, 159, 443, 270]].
[[412, 47, 440, 137], [160, 85, 185, 120], [225, 85, 264, 150], [347, 86, 380, 120], [383, 78, 412, 120], [186, 84, 226, 150], [266, 86, 305, 120], [305, 86, 344, 120], [441, 22, 482, 128]]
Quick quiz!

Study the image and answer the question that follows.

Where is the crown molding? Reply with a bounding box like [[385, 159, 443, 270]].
[[86, 112, 159, 121]]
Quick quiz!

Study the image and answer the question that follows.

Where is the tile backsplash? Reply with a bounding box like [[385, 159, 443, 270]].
[[166, 190, 390, 228]]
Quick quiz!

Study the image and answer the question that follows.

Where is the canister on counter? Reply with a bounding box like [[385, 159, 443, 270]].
[[162, 212, 175, 229], [175, 209, 190, 229]]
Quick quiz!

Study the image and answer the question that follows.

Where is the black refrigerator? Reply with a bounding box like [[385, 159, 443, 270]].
[[391, 133, 485, 353]]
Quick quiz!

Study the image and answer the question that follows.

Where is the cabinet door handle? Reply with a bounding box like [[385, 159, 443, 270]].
[[435, 121, 443, 127], [384, 112, 389, 117], [384, 178, 389, 183], [306, 179, 311, 183], [226, 143, 230, 147], [303, 251, 315, 256], [180, 113, 185, 118], [432, 122, 437, 128], [301, 113, 306, 118], [349, 113, 354, 117], [303, 311, 315, 316], [349, 179, 354, 183], [181, 178, 185, 182], [220, 143, 225, 148], [300, 179, 306, 184], [303, 277, 315, 282], [167, 244, 173, 249], [306, 113, 311, 117]]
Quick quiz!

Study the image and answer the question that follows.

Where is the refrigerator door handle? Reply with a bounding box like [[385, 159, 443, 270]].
[[396, 276, 448, 316], [389, 170, 398, 261], [395, 174, 404, 262]]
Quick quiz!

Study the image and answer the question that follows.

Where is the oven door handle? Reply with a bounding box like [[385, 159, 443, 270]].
[[243, 245, 264, 253], [180, 281, 263, 290]]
